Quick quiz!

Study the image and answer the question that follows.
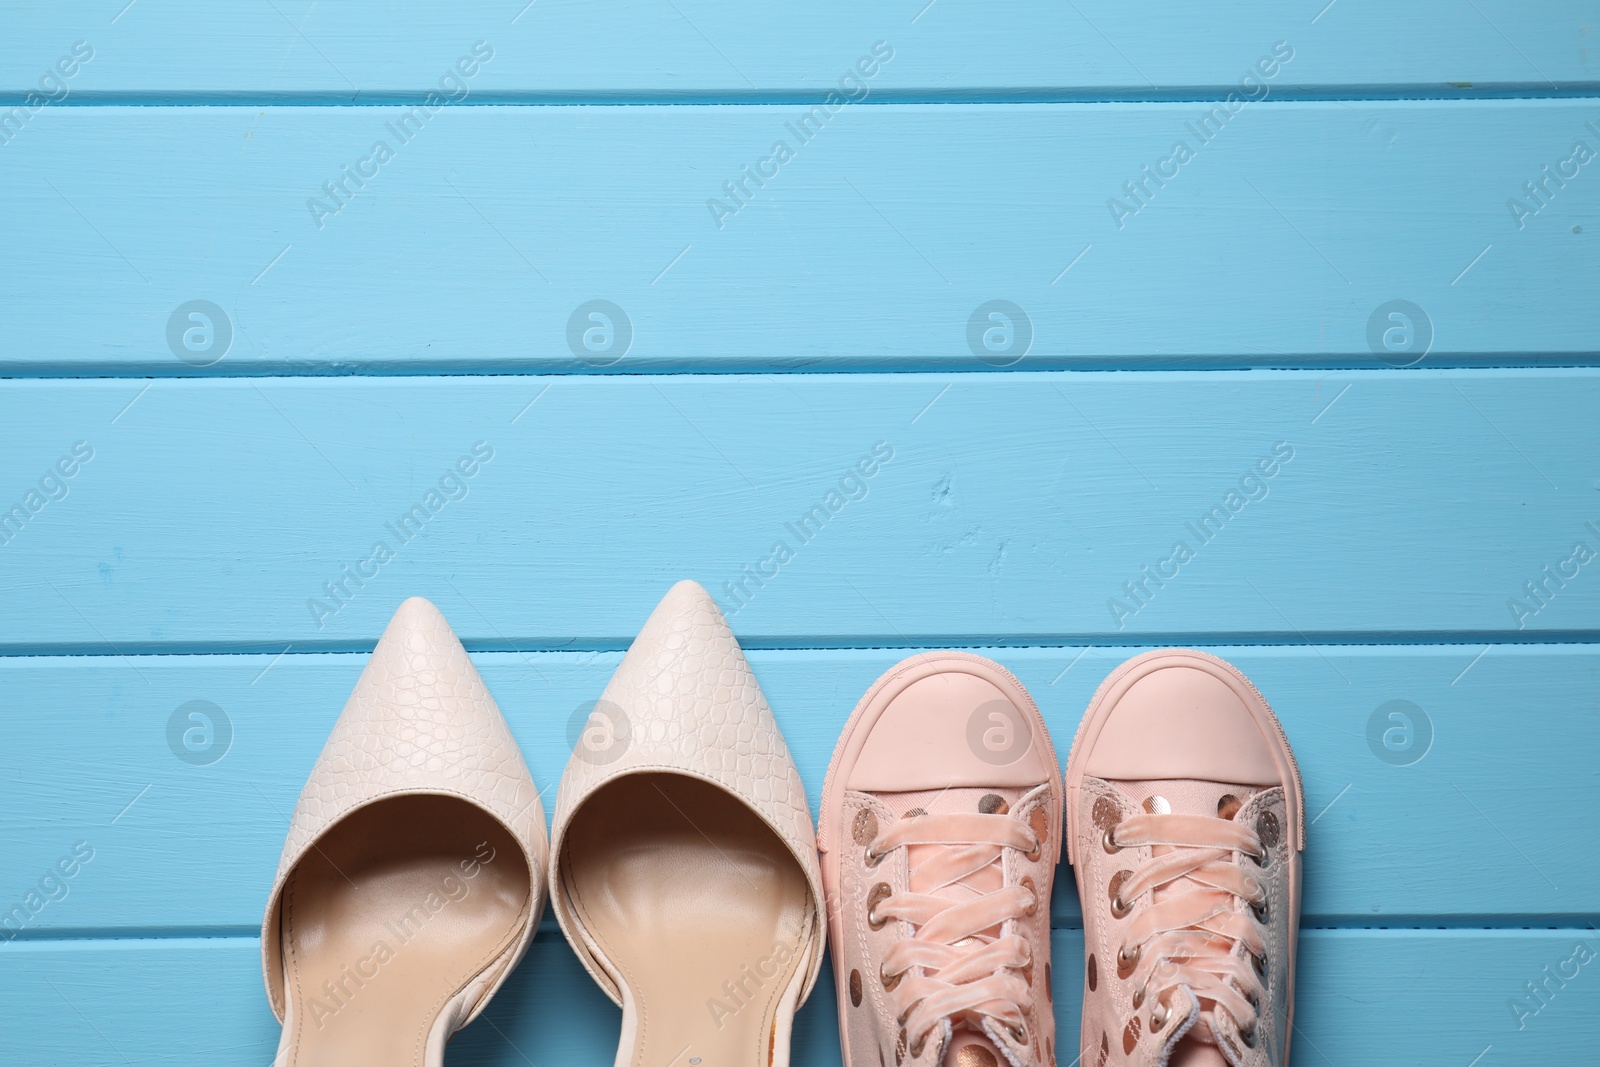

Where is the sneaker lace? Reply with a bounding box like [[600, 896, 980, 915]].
[[865, 809, 1044, 1057], [1104, 812, 1269, 1045]]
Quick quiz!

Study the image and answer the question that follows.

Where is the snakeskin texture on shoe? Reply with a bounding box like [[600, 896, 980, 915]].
[[548, 579, 826, 1003], [260, 596, 549, 1027]]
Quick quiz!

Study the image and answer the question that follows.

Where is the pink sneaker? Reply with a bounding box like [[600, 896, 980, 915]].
[[819, 653, 1063, 1067], [1065, 650, 1304, 1066]]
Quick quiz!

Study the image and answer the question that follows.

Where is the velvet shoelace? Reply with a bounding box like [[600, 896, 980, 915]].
[[866, 810, 1043, 1057], [1105, 812, 1270, 1046]]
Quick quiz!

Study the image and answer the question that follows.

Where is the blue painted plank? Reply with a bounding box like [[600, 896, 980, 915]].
[[3, 2, 1594, 101], [1, 646, 1595, 936], [1, 104, 1597, 373], [1, 930, 1591, 1065], [0, 371, 1594, 648]]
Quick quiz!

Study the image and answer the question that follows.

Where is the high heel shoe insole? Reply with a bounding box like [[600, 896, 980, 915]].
[[278, 795, 530, 1067], [564, 773, 811, 1067]]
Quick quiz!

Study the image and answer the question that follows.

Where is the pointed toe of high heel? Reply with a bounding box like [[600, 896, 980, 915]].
[[261, 597, 548, 1067], [549, 580, 825, 1067]]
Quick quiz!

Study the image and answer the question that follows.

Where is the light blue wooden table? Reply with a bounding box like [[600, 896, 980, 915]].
[[2, 2, 1598, 1063]]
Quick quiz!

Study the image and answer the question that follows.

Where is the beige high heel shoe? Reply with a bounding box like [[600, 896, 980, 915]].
[[548, 580, 826, 1067], [260, 597, 548, 1067]]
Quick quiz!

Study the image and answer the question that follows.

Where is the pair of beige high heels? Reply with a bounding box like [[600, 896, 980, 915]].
[[261, 581, 824, 1067]]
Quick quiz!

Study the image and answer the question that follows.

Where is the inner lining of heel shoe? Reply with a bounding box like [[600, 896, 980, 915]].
[[564, 772, 812, 1067], [275, 794, 530, 1067]]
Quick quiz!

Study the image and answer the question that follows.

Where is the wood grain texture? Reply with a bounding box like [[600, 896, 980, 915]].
[[3, 930, 1592, 1065], [2, 104, 1597, 373], [0, 645, 1594, 935], [0, 371, 1594, 649], [4, 2, 1596, 101]]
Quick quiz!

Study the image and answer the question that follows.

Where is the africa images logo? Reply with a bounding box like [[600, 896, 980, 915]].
[[1108, 442, 1295, 628], [0, 41, 94, 148], [306, 42, 495, 230], [307, 442, 495, 628], [301, 842, 499, 1029], [707, 42, 894, 230], [716, 442, 894, 617], [1106, 42, 1294, 230], [0, 441, 94, 548]]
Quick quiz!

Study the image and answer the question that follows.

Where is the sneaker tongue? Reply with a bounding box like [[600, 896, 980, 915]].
[[944, 1031, 1006, 1067], [881, 789, 1031, 1061], [879, 787, 1022, 902], [1170, 1036, 1229, 1066], [879, 786, 1026, 817], [1112, 779, 1262, 1058], [878, 786, 1030, 818], [1114, 779, 1261, 903], [1116, 778, 1260, 821]]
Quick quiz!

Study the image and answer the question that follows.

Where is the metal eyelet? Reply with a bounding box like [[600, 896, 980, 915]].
[[1020, 875, 1038, 916], [909, 1033, 928, 1058], [1101, 827, 1121, 854], [1227, 974, 1261, 1011], [1226, 976, 1263, 1020], [1131, 985, 1145, 1009], [1117, 942, 1141, 979], [1250, 848, 1268, 869], [1251, 949, 1267, 978], [1239, 1023, 1258, 1049], [1005, 1022, 1028, 1045], [867, 883, 893, 930], [865, 846, 886, 868], [880, 963, 902, 991], [1108, 870, 1133, 919], [1251, 896, 1270, 924], [1151, 1000, 1170, 1030]]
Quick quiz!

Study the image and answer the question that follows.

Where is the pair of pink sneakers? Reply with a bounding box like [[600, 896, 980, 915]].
[[819, 650, 1303, 1067]]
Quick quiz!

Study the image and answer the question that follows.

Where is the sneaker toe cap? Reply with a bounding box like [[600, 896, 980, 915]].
[[1083, 664, 1282, 786]]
